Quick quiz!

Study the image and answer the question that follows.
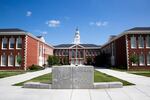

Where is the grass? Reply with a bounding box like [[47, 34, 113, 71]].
[[94, 70, 133, 86], [14, 70, 133, 86], [14, 73, 52, 86], [129, 71, 150, 77], [0, 70, 25, 78]]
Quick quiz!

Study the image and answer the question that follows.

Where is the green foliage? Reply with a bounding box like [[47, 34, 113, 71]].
[[129, 54, 139, 63], [17, 55, 22, 65], [63, 57, 69, 65], [86, 57, 93, 65], [28, 64, 44, 71], [47, 55, 60, 66]]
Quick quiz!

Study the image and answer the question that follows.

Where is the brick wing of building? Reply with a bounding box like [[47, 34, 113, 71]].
[[0, 28, 54, 70], [101, 27, 150, 70]]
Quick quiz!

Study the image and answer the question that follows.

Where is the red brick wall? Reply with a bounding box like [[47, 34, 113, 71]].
[[26, 36, 38, 68], [0, 35, 25, 70], [127, 34, 150, 70], [26, 36, 54, 68], [115, 35, 127, 68]]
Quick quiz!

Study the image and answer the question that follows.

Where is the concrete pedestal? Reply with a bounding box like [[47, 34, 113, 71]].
[[52, 65, 94, 89]]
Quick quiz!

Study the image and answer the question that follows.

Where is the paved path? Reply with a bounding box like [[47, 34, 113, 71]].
[[0, 68, 51, 86], [0, 67, 150, 100]]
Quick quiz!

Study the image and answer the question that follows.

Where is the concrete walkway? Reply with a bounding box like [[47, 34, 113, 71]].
[[0, 67, 150, 100], [0, 68, 51, 86]]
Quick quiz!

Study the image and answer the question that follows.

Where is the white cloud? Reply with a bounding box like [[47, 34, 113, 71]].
[[89, 21, 108, 27], [46, 20, 60, 27], [26, 11, 32, 17], [42, 31, 48, 35]]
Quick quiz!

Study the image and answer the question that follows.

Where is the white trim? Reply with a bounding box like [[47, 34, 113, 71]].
[[2, 37, 8, 50], [1, 55, 7, 67], [138, 35, 144, 48], [24, 35, 28, 70], [8, 55, 14, 67], [69, 44, 85, 49], [9, 37, 15, 49], [125, 35, 130, 69], [16, 37, 22, 49]]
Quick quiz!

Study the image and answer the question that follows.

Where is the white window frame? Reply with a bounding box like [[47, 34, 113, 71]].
[[139, 53, 145, 66], [1, 55, 7, 66], [146, 35, 150, 48], [9, 37, 15, 49], [2, 37, 8, 50], [147, 52, 150, 66], [131, 36, 137, 49], [8, 55, 14, 66], [138, 35, 144, 48], [16, 37, 22, 49]]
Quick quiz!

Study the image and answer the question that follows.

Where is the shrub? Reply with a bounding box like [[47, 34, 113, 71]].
[[28, 64, 44, 71], [129, 54, 138, 63], [17, 55, 22, 65], [47, 55, 60, 66]]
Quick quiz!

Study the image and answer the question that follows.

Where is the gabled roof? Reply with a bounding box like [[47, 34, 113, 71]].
[[54, 44, 100, 49]]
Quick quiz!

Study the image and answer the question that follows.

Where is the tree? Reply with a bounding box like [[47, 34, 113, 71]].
[[129, 54, 138, 63], [17, 55, 22, 65], [53, 56, 59, 65], [47, 55, 53, 66], [47, 55, 60, 66], [86, 57, 93, 65], [63, 57, 69, 65]]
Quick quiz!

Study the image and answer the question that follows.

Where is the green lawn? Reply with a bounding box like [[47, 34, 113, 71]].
[[129, 71, 150, 77], [0, 71, 25, 78], [14, 70, 133, 86], [14, 73, 52, 86], [94, 70, 133, 86]]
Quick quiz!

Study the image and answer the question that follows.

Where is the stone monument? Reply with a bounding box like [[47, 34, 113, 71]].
[[52, 65, 94, 89]]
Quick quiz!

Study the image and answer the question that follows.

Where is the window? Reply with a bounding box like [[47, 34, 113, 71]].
[[139, 53, 145, 66], [130, 36, 136, 48], [72, 50, 75, 58], [16, 37, 22, 49], [8, 55, 14, 66], [138, 36, 144, 48], [1, 55, 7, 66], [146, 35, 150, 48], [2, 38, 8, 49], [147, 52, 150, 66], [9, 38, 15, 49], [39, 45, 43, 56]]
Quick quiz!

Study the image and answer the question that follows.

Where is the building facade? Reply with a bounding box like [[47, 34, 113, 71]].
[[54, 28, 101, 65], [0, 29, 53, 70], [101, 27, 150, 70]]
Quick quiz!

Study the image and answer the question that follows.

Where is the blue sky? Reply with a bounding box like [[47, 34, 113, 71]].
[[0, 0, 150, 45]]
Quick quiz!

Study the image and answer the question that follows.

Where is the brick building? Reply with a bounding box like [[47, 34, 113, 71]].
[[54, 28, 101, 65], [101, 27, 150, 70], [0, 28, 54, 70]]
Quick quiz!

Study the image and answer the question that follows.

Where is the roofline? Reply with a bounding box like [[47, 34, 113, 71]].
[[101, 30, 150, 48], [0, 31, 54, 49]]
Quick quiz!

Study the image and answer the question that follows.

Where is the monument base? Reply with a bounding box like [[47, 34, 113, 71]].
[[52, 65, 94, 89]]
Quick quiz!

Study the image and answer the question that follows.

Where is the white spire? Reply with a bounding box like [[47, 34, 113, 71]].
[[73, 27, 80, 44]]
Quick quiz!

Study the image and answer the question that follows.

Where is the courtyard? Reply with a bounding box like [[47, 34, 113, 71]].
[[0, 66, 150, 100]]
